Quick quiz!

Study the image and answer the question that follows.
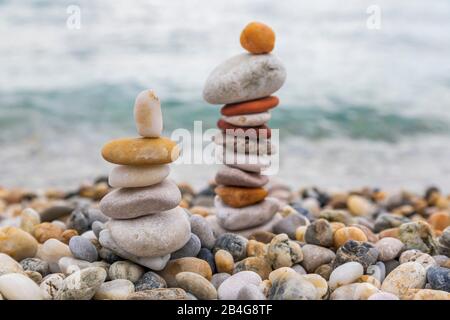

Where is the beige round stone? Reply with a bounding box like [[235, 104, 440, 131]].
[[215, 249, 234, 274], [108, 206, 190, 257], [176, 272, 217, 300], [381, 262, 426, 296], [0, 226, 38, 261], [109, 164, 170, 188], [94, 279, 135, 300], [0, 273, 43, 300]]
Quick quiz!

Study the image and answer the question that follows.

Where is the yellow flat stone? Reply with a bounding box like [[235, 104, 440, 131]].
[[101, 137, 180, 165]]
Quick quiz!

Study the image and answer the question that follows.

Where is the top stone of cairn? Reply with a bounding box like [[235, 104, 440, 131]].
[[240, 21, 276, 54], [134, 89, 163, 138]]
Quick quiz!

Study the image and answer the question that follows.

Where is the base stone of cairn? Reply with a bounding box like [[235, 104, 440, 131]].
[[98, 90, 190, 271], [203, 22, 286, 237]]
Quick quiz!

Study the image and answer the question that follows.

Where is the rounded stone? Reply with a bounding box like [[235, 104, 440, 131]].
[[221, 96, 279, 116], [215, 196, 278, 230], [67, 207, 90, 234], [215, 165, 269, 188], [158, 257, 213, 287], [366, 262, 386, 283], [329, 262, 364, 290], [333, 227, 368, 248], [215, 186, 268, 208], [223, 112, 271, 128], [0, 226, 38, 261], [176, 271, 218, 300], [33, 222, 64, 243], [333, 240, 379, 271], [98, 229, 170, 270], [203, 53, 286, 105], [426, 266, 450, 292], [101, 137, 180, 165], [100, 179, 181, 219], [107, 206, 191, 257], [133, 89, 162, 138], [60, 229, 78, 244], [234, 256, 272, 280], [273, 214, 309, 239], [19, 208, 41, 234], [189, 215, 216, 249], [401, 288, 450, 300], [171, 233, 201, 260], [36, 239, 72, 272], [266, 234, 303, 269], [347, 195, 375, 216], [300, 244, 335, 273], [20, 257, 49, 276], [69, 235, 98, 262], [93, 279, 135, 300], [56, 267, 107, 300], [304, 219, 334, 247], [240, 21, 275, 54], [197, 248, 216, 273], [381, 262, 426, 296], [0, 253, 24, 276], [218, 271, 262, 300], [135, 271, 167, 291], [399, 221, 438, 254], [109, 261, 145, 283], [215, 249, 234, 274], [400, 250, 438, 270], [0, 273, 43, 300], [91, 221, 105, 239], [213, 233, 248, 261], [374, 237, 404, 261], [109, 164, 170, 188]]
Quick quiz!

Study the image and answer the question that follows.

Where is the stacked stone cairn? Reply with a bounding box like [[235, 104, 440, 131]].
[[98, 90, 191, 270], [203, 22, 287, 236]]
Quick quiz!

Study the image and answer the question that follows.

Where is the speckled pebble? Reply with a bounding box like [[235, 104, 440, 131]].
[[266, 234, 303, 269], [20, 258, 49, 276], [109, 261, 145, 283], [135, 271, 167, 291], [213, 233, 248, 261]]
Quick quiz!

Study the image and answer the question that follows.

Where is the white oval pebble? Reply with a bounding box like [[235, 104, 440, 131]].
[[93, 279, 135, 300], [329, 262, 364, 290], [218, 271, 262, 300], [0, 273, 43, 300], [109, 164, 170, 188]]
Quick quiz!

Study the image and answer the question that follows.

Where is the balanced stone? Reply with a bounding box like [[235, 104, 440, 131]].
[[215, 186, 268, 208], [134, 89, 162, 138], [222, 112, 271, 127], [221, 96, 279, 116], [215, 196, 278, 230], [203, 53, 286, 104], [217, 119, 272, 138], [107, 207, 190, 257], [240, 21, 275, 54], [98, 229, 170, 270], [101, 137, 180, 165], [214, 134, 276, 156], [108, 164, 170, 188], [100, 179, 181, 219], [215, 165, 269, 187]]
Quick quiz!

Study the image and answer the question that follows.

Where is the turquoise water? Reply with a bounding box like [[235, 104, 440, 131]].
[[1, 0, 450, 190]]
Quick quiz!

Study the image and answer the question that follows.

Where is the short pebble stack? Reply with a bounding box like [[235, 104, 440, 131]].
[[203, 21, 286, 237], [98, 90, 190, 270]]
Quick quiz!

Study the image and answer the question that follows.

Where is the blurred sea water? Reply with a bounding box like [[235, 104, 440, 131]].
[[0, 0, 450, 191]]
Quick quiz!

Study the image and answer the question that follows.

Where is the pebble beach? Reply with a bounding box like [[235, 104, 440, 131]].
[[1, 14, 450, 302]]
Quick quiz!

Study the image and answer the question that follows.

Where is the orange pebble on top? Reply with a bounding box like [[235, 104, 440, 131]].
[[240, 22, 275, 54]]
